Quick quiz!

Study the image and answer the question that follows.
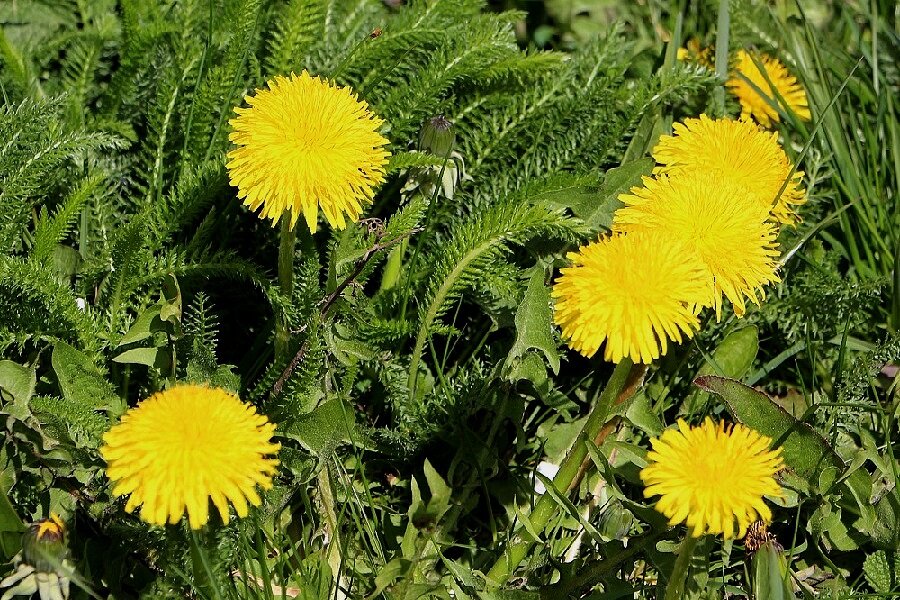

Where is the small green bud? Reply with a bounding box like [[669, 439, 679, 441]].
[[418, 115, 455, 157]]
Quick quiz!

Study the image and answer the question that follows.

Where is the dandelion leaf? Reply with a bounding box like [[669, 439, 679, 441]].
[[52, 341, 125, 418], [282, 398, 360, 456], [504, 268, 559, 380], [694, 376, 847, 481]]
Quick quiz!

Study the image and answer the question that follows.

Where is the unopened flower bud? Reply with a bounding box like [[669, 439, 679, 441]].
[[22, 515, 67, 573], [419, 115, 455, 157], [747, 522, 792, 598]]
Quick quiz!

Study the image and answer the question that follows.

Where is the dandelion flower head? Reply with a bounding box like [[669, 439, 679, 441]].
[[727, 50, 811, 127], [615, 173, 781, 319], [101, 385, 280, 529], [551, 231, 709, 364], [227, 70, 390, 233], [652, 115, 806, 224], [641, 418, 784, 539]]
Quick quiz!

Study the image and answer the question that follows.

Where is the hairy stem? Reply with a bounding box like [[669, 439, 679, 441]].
[[713, 0, 730, 117], [274, 212, 297, 365]]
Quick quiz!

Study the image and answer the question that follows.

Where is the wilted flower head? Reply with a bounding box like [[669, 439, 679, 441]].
[[419, 115, 455, 157], [1, 515, 73, 600]]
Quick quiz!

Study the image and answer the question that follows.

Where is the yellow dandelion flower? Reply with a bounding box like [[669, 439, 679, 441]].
[[641, 418, 784, 539], [101, 385, 280, 530], [615, 173, 781, 319], [676, 38, 714, 70], [728, 50, 811, 128], [227, 70, 390, 233], [551, 231, 710, 364], [652, 114, 806, 224]]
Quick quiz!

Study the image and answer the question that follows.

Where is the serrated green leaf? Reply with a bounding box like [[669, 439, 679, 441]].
[[282, 398, 357, 456], [863, 550, 896, 593], [52, 341, 125, 417], [504, 268, 559, 378]]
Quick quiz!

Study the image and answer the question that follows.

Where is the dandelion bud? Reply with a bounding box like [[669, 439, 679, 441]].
[[745, 521, 793, 598], [22, 515, 67, 573], [419, 115, 455, 157], [750, 540, 792, 598]]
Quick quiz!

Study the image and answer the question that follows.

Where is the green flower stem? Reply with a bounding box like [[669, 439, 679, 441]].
[[713, 0, 731, 117], [664, 534, 699, 600], [190, 529, 223, 600], [274, 212, 297, 365], [485, 357, 636, 586]]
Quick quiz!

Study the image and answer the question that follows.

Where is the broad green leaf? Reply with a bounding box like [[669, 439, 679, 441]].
[[504, 352, 549, 386], [697, 376, 876, 524], [751, 543, 793, 600], [863, 550, 897, 592], [625, 394, 663, 436], [686, 326, 759, 415], [478, 589, 540, 600], [0, 360, 36, 405], [0, 491, 23, 559], [0, 447, 24, 560], [534, 159, 653, 231], [296, 553, 333, 600], [117, 276, 182, 348], [282, 398, 357, 456], [112, 346, 171, 369], [371, 558, 412, 597], [158, 273, 182, 326], [0, 490, 24, 534], [504, 268, 559, 378], [534, 470, 605, 545], [52, 341, 125, 417], [697, 326, 758, 379], [421, 460, 451, 522], [872, 489, 900, 550], [50, 244, 80, 284], [117, 304, 164, 346], [694, 376, 845, 482]]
